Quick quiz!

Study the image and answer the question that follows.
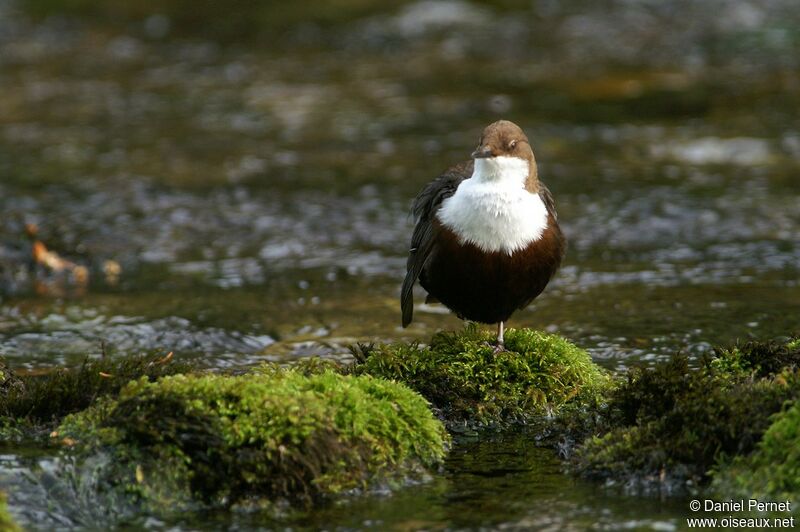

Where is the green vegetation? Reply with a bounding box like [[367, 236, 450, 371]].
[[0, 353, 189, 426], [571, 338, 800, 490], [0, 493, 20, 532], [712, 400, 800, 500], [58, 368, 448, 510], [350, 326, 611, 430]]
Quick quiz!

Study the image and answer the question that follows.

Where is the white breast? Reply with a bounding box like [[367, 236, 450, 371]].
[[437, 156, 548, 255]]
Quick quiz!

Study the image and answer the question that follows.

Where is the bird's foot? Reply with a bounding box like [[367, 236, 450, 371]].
[[481, 340, 505, 353]]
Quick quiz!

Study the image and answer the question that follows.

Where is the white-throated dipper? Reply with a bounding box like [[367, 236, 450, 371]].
[[401, 120, 566, 349]]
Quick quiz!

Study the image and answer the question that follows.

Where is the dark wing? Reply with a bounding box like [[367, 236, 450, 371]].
[[401, 160, 473, 327], [538, 179, 568, 269], [538, 182, 558, 221]]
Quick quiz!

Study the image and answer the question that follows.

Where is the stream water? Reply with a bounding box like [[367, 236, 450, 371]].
[[1, 0, 799, 529]]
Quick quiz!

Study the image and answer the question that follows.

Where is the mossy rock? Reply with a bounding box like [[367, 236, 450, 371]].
[[57, 368, 448, 513], [571, 338, 800, 491], [712, 400, 800, 501], [350, 326, 611, 430]]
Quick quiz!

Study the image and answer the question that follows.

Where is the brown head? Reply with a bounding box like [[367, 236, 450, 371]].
[[471, 120, 538, 191]]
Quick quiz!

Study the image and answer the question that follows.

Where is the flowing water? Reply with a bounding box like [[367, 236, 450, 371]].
[[0, 0, 799, 528]]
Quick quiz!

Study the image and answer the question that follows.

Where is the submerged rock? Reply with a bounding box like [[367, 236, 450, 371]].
[[56, 368, 448, 514], [350, 326, 612, 431], [570, 337, 800, 494]]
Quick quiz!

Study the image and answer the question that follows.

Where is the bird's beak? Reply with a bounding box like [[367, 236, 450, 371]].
[[471, 145, 493, 159]]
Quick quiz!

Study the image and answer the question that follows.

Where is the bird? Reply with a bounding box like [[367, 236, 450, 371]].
[[401, 120, 566, 350]]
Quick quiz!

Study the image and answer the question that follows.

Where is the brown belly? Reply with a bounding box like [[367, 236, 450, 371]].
[[420, 218, 565, 324]]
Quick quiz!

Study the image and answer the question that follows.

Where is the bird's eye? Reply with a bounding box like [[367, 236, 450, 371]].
[[509, 140, 517, 149]]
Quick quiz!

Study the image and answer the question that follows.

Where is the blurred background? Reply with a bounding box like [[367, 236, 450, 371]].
[[1, 0, 799, 372]]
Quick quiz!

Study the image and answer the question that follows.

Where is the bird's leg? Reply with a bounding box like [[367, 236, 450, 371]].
[[493, 321, 506, 354]]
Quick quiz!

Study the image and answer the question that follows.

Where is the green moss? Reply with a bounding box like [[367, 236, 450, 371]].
[[712, 401, 800, 500], [710, 338, 800, 378], [58, 368, 448, 511], [0, 493, 20, 532], [572, 339, 800, 489], [350, 326, 611, 429], [0, 353, 190, 425]]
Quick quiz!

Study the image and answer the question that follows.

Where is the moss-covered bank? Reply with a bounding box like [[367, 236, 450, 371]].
[[8, 326, 799, 516], [570, 338, 800, 493], [350, 326, 611, 431], [57, 368, 448, 511]]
